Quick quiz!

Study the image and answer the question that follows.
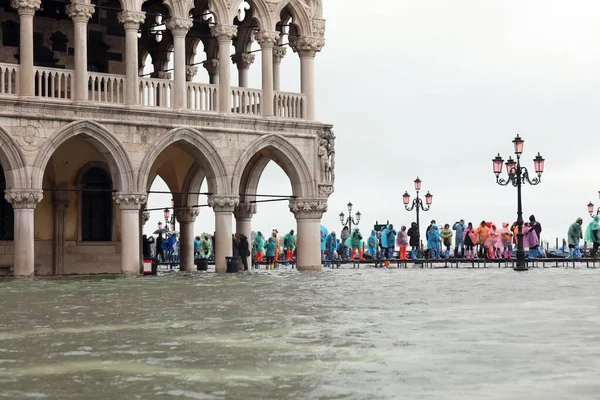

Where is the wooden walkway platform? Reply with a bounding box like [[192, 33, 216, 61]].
[[323, 258, 600, 269]]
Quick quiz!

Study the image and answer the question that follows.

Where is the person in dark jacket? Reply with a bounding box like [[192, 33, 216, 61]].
[[238, 234, 250, 271], [407, 222, 420, 260], [528, 215, 543, 258]]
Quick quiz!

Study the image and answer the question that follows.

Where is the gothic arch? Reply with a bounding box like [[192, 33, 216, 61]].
[[137, 127, 229, 195], [274, 0, 312, 36], [31, 121, 135, 192], [232, 134, 314, 201], [180, 162, 206, 208], [0, 126, 27, 189], [229, 0, 271, 29]]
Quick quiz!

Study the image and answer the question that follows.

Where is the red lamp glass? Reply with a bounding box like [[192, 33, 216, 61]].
[[505, 157, 517, 174], [414, 177, 422, 191], [513, 135, 524, 155], [402, 191, 410, 205], [425, 191, 433, 206], [533, 153, 545, 175], [588, 202, 594, 215], [163, 208, 170, 220], [493, 154, 504, 175]]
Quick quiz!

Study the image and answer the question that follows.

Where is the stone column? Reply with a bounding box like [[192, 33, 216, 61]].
[[255, 30, 279, 117], [66, 1, 95, 101], [204, 59, 219, 85], [5, 190, 43, 277], [289, 198, 328, 271], [231, 53, 255, 88], [234, 203, 256, 270], [52, 189, 69, 275], [117, 10, 145, 105], [208, 195, 239, 273], [272, 46, 286, 92], [113, 193, 147, 275], [294, 37, 324, 121], [166, 17, 193, 109], [174, 208, 199, 272], [11, 0, 40, 97], [210, 25, 237, 113]]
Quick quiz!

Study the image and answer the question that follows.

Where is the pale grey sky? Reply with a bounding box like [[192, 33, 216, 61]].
[[145, 0, 600, 247]]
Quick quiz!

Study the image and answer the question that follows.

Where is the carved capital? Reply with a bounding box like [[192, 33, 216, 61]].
[[234, 203, 257, 220], [273, 46, 287, 63], [66, 3, 95, 23], [166, 18, 193, 36], [292, 36, 325, 56], [254, 30, 279, 47], [174, 207, 200, 223], [113, 192, 147, 210], [203, 59, 219, 76], [211, 24, 237, 40], [208, 195, 239, 213], [5, 190, 43, 209], [289, 198, 328, 220], [231, 53, 255, 70], [318, 184, 334, 197], [10, 0, 40, 15], [186, 66, 198, 81], [150, 71, 172, 80], [117, 11, 146, 30], [141, 211, 151, 225]]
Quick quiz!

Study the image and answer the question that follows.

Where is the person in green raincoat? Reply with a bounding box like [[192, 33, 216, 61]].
[[585, 215, 600, 258], [345, 228, 365, 261], [253, 232, 266, 262], [200, 235, 212, 259], [566, 218, 583, 258], [283, 230, 296, 262]]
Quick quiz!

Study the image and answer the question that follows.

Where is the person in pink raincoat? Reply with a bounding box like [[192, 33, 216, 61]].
[[396, 225, 409, 260], [523, 222, 539, 253], [485, 224, 502, 259], [497, 222, 514, 259]]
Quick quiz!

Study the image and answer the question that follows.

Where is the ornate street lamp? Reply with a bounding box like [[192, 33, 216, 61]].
[[403, 177, 433, 245], [163, 207, 171, 230], [587, 191, 600, 217], [339, 201, 361, 232], [493, 135, 545, 271]]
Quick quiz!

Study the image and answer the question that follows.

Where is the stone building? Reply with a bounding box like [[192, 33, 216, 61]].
[[0, 0, 334, 276]]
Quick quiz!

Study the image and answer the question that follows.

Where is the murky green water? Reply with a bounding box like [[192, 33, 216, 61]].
[[1, 267, 599, 399]]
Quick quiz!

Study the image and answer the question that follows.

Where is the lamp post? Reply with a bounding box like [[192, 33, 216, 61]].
[[492, 134, 545, 271], [339, 202, 361, 232], [403, 177, 433, 241], [587, 192, 600, 217], [163, 199, 177, 232]]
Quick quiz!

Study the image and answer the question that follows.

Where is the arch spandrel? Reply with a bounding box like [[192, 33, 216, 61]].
[[232, 134, 315, 201], [137, 127, 229, 196], [0, 126, 28, 189], [31, 121, 135, 192], [273, 0, 313, 36]]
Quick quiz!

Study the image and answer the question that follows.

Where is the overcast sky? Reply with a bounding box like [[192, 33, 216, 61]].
[[145, 0, 600, 247]]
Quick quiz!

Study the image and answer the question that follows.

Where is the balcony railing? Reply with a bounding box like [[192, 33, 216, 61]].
[[0, 63, 309, 120], [34, 66, 72, 100], [0, 63, 18, 95], [231, 87, 261, 115], [88, 72, 125, 104], [187, 82, 218, 112]]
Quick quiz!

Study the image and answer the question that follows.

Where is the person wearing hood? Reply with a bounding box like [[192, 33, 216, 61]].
[[385, 224, 397, 262], [523, 222, 539, 254], [200, 235, 212, 259], [440, 224, 453, 259], [452, 220, 465, 258], [528, 215, 543, 258], [567, 218, 584, 259], [463, 222, 477, 259], [407, 222, 420, 260], [427, 224, 441, 259], [474, 221, 490, 259], [283, 230, 296, 262], [320, 228, 327, 261], [194, 236, 201, 258], [238, 234, 250, 270], [585, 215, 600, 258], [253, 232, 266, 262], [345, 228, 365, 261], [485, 224, 501, 259], [324, 231, 337, 266], [396, 225, 409, 260], [272, 230, 281, 262], [340, 226, 351, 261], [499, 223, 513, 259], [264, 236, 276, 270], [367, 229, 379, 258], [379, 226, 388, 262]]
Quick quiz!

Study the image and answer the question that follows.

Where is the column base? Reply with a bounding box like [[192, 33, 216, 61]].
[[215, 266, 227, 273], [297, 264, 322, 272], [121, 270, 140, 277]]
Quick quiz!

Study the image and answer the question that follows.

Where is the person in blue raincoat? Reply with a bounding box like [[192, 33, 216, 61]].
[[320, 227, 327, 260], [324, 231, 337, 265], [385, 224, 397, 260], [452, 219, 465, 258], [380, 227, 388, 260], [367, 229, 379, 258], [427, 225, 441, 259]]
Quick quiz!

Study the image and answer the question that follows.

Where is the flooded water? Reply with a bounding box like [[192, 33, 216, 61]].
[[1, 267, 599, 399]]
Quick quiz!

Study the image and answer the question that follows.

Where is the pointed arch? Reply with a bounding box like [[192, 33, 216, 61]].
[[229, 0, 271, 29], [137, 127, 229, 196], [232, 134, 314, 200], [273, 0, 312, 36], [31, 121, 134, 192], [0, 126, 27, 189]]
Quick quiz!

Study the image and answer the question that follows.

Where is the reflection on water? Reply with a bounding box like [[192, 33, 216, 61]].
[[1, 268, 599, 399]]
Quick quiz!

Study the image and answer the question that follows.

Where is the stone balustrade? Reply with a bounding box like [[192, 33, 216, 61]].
[[186, 82, 218, 112], [0, 63, 18, 96], [88, 72, 126, 104], [139, 77, 173, 108], [34, 66, 73, 100], [231, 86, 262, 116], [274, 91, 306, 119]]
